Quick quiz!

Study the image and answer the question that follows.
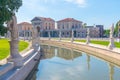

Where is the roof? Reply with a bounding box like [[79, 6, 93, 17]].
[[17, 22, 32, 26], [57, 18, 82, 23], [31, 17, 55, 22]]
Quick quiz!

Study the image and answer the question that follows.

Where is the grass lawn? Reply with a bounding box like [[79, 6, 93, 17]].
[[0, 39, 29, 60], [75, 39, 120, 48]]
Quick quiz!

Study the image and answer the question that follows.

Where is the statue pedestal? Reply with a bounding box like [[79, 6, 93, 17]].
[[8, 40, 23, 67], [108, 38, 115, 49], [86, 36, 90, 44], [7, 57, 23, 67], [71, 37, 74, 43]]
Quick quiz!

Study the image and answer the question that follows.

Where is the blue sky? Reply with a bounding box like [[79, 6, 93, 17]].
[[16, 0, 120, 29]]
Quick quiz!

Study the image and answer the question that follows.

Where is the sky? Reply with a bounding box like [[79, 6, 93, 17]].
[[16, 0, 120, 29]]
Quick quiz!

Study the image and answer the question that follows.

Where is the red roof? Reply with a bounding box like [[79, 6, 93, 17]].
[[43, 18, 55, 21], [31, 17, 55, 22], [57, 18, 82, 23], [17, 22, 32, 26]]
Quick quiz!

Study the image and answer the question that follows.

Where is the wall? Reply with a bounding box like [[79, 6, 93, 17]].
[[40, 40, 120, 66]]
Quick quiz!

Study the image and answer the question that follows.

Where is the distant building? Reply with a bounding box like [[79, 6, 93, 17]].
[[96, 25, 104, 37], [57, 18, 83, 37], [89, 27, 100, 38], [57, 18, 83, 30], [31, 17, 55, 37], [31, 17, 102, 38], [17, 22, 32, 37], [86, 26, 94, 28], [31, 17, 55, 31]]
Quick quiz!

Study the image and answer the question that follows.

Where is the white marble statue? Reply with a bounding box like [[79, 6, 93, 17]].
[[108, 24, 115, 49], [59, 30, 61, 41], [86, 28, 90, 44], [7, 14, 23, 67]]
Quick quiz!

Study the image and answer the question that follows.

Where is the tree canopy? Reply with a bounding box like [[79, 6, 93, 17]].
[[0, 0, 22, 26], [114, 20, 120, 37], [104, 29, 110, 37]]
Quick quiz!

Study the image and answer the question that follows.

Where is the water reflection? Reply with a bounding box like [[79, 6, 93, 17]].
[[29, 45, 120, 80], [41, 45, 82, 60], [86, 54, 90, 70], [109, 64, 114, 80]]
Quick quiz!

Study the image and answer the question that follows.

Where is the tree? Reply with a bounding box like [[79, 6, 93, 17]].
[[83, 23, 87, 28], [114, 20, 120, 37], [0, 0, 22, 26], [104, 29, 110, 37], [0, 0, 23, 66], [0, 25, 7, 36]]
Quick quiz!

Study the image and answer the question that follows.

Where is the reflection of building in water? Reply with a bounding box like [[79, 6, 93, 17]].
[[109, 64, 114, 80], [57, 48, 82, 60], [86, 54, 90, 70], [41, 45, 82, 60], [41, 45, 55, 59]]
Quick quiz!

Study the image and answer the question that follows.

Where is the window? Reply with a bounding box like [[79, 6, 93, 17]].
[[72, 25, 74, 29], [63, 25, 64, 29]]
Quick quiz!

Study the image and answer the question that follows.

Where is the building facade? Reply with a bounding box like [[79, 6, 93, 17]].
[[57, 18, 100, 38], [57, 18, 84, 37], [17, 22, 33, 37], [31, 17, 55, 37], [31, 17, 101, 38], [96, 25, 104, 37]]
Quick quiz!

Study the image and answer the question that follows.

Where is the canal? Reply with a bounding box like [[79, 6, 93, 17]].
[[29, 45, 120, 80]]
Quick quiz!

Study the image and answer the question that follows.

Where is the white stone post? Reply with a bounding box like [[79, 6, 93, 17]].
[[32, 27, 39, 51], [86, 28, 90, 44], [59, 30, 61, 41], [48, 31, 51, 40], [108, 24, 115, 49], [7, 15, 23, 67], [71, 29, 74, 43], [29, 31, 31, 41]]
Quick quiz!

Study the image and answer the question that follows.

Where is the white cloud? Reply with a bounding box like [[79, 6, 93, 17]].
[[65, 0, 87, 7]]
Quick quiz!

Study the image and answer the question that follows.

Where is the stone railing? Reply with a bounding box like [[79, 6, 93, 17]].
[[0, 63, 14, 76], [0, 46, 41, 80]]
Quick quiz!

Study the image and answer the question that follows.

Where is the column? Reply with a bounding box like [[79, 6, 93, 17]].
[[59, 30, 61, 41], [24, 30, 25, 41], [28, 31, 31, 41], [71, 29, 74, 43], [108, 24, 115, 49], [86, 28, 90, 44], [48, 31, 51, 40]]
